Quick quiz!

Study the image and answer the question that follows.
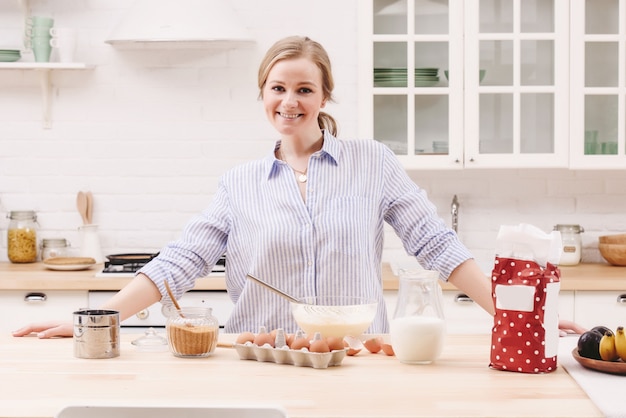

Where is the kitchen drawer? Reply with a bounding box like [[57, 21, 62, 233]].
[[0, 290, 88, 334], [574, 290, 626, 330]]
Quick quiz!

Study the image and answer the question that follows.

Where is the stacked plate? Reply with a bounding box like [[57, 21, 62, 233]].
[[374, 67, 407, 87], [374, 67, 439, 87], [0, 49, 21, 62], [415, 67, 439, 87]]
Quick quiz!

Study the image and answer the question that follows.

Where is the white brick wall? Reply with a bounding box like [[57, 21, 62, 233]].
[[1, 1, 625, 270]]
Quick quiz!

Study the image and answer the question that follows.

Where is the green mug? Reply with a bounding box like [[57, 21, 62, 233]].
[[31, 35, 52, 62]]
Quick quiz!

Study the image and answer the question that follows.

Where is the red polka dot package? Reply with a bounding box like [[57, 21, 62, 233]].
[[489, 224, 563, 374]]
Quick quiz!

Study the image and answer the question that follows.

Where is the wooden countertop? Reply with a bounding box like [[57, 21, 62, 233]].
[[0, 333, 602, 418], [1, 261, 624, 292]]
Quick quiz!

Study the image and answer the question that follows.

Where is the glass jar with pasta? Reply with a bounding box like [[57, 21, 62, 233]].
[[7, 210, 39, 263]]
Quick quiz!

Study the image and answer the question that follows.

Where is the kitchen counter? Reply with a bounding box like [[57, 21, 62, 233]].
[[0, 333, 602, 418], [1, 261, 624, 291]]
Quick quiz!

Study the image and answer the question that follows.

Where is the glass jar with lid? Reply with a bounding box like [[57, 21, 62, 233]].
[[7, 210, 39, 263], [41, 238, 70, 261], [553, 224, 585, 266], [166, 307, 219, 358]]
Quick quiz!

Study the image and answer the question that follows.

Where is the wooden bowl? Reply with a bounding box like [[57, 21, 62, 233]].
[[599, 243, 626, 266], [599, 233, 626, 245]]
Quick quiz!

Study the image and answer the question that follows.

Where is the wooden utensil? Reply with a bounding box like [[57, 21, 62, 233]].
[[76, 191, 88, 225], [85, 191, 93, 224], [164, 280, 185, 318]]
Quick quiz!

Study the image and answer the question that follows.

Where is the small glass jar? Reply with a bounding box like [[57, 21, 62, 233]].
[[41, 238, 70, 260], [166, 307, 219, 358], [7, 210, 39, 263], [554, 224, 584, 266]]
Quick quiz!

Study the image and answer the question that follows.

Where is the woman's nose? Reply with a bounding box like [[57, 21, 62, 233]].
[[282, 92, 297, 108]]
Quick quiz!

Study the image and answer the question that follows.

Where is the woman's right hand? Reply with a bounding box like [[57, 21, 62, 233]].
[[12, 321, 73, 338]]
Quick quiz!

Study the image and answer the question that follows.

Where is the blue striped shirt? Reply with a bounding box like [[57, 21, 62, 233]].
[[139, 131, 473, 334]]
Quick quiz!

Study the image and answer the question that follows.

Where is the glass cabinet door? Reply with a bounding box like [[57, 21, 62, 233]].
[[463, 0, 569, 168], [358, 0, 464, 169], [570, 0, 626, 169]]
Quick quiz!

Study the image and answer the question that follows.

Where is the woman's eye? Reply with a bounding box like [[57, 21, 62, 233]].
[[299, 88, 312, 94], [271, 86, 285, 92]]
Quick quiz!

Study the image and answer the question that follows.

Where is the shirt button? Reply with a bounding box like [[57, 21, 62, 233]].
[[307, 261, 313, 266]]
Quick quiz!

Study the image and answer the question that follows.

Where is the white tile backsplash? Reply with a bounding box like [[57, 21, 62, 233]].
[[1, 1, 625, 267]]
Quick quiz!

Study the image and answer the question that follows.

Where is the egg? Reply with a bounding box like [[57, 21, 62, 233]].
[[290, 335, 310, 350], [363, 337, 383, 353], [253, 327, 275, 347], [381, 343, 395, 356], [309, 332, 330, 353], [235, 331, 255, 345], [326, 336, 345, 351], [343, 335, 363, 356]]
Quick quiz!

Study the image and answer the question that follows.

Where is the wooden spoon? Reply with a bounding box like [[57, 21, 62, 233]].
[[164, 280, 185, 318], [76, 191, 88, 225], [85, 191, 94, 224]]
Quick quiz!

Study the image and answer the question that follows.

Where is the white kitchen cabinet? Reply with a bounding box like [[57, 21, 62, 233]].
[[358, 0, 570, 169], [0, 290, 87, 334], [385, 289, 575, 334], [569, 0, 626, 169], [573, 290, 626, 331]]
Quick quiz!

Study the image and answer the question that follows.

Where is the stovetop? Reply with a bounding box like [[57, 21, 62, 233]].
[[95, 255, 226, 277]]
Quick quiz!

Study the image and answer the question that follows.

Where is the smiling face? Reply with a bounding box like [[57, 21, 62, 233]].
[[262, 57, 327, 139]]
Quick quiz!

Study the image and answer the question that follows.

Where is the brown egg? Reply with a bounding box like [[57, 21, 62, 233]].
[[253, 328, 275, 347], [381, 343, 395, 356], [309, 334, 330, 353], [290, 335, 310, 350], [326, 336, 345, 351], [363, 337, 383, 353], [235, 331, 255, 345], [343, 335, 363, 356]]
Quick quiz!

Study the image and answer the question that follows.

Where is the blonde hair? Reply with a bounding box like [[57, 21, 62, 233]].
[[258, 36, 338, 136]]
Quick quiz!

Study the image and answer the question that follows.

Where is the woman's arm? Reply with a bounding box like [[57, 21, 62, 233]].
[[12, 273, 161, 339]]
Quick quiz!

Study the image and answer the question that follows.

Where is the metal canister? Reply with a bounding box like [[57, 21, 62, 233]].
[[553, 224, 584, 266], [73, 309, 120, 359]]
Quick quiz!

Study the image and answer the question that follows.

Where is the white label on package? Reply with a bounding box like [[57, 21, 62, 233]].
[[494, 284, 535, 311]]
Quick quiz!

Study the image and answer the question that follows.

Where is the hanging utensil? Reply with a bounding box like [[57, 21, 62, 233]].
[[85, 191, 94, 224], [76, 191, 88, 225], [246, 274, 301, 304]]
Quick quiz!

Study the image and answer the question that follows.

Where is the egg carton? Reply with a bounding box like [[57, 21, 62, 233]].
[[234, 343, 347, 369]]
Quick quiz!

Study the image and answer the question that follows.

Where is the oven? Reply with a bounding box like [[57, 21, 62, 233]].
[[88, 289, 234, 332], [90, 253, 232, 332]]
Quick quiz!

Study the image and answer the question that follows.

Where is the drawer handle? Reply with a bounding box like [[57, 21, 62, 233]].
[[136, 309, 149, 320], [617, 294, 626, 304], [454, 293, 474, 304], [24, 292, 47, 303]]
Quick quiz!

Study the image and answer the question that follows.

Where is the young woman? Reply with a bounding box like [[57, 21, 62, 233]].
[[13, 36, 584, 338]]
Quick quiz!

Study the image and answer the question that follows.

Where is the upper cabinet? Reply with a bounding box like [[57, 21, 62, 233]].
[[569, 0, 626, 169], [358, 0, 625, 169], [358, 0, 465, 170]]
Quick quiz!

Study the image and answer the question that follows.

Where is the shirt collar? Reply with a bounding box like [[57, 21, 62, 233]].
[[263, 130, 341, 180]]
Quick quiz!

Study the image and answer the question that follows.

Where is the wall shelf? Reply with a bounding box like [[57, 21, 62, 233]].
[[0, 63, 94, 128]]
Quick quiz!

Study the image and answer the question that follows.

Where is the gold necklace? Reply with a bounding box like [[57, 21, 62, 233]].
[[278, 147, 308, 183]]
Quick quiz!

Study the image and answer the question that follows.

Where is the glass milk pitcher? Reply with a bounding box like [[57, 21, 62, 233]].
[[390, 268, 446, 364]]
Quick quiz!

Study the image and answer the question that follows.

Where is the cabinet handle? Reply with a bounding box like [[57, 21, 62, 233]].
[[24, 292, 47, 303], [617, 294, 626, 304], [454, 293, 474, 304]]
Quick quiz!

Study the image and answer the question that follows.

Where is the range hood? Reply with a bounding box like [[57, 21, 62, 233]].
[[105, 0, 253, 49]]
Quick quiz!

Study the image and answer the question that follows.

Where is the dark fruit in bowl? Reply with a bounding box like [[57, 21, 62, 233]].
[[577, 330, 603, 360], [591, 325, 611, 336]]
